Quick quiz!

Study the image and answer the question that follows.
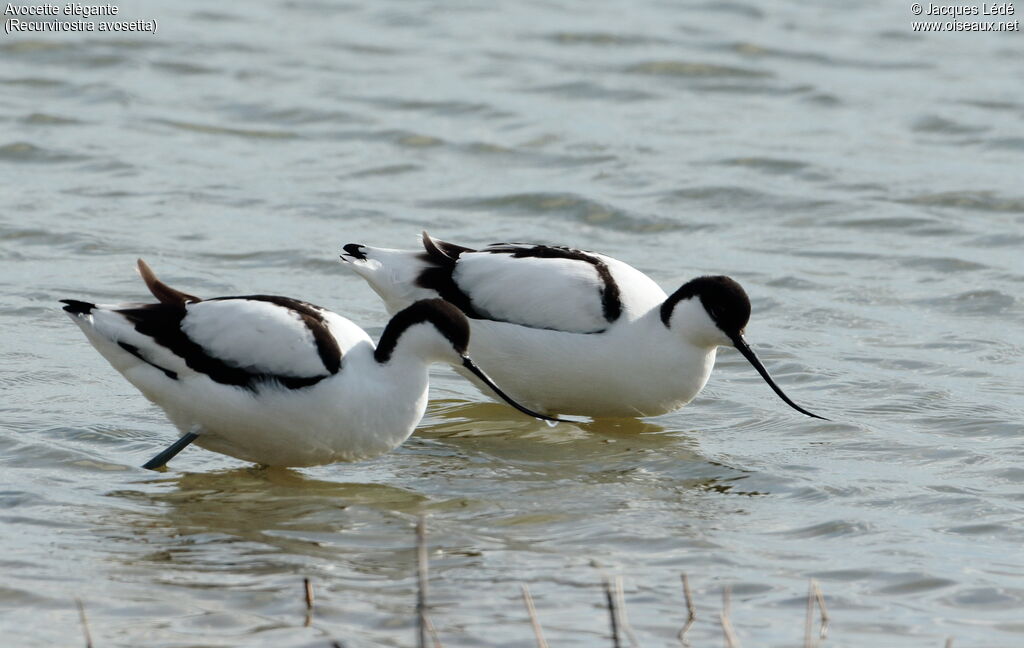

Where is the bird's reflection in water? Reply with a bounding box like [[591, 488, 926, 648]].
[[411, 399, 758, 497], [106, 467, 430, 578], [419, 398, 704, 462], [103, 399, 759, 579]]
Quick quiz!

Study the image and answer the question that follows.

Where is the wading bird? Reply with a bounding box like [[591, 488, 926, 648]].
[[340, 233, 828, 420], [62, 260, 557, 469]]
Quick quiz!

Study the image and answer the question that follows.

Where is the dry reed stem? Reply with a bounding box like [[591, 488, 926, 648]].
[[76, 598, 93, 648], [614, 576, 641, 648], [520, 584, 550, 648], [603, 578, 622, 648], [804, 579, 830, 647], [417, 516, 429, 648], [413, 519, 443, 648], [424, 613, 444, 648], [677, 573, 696, 648], [812, 580, 829, 641], [719, 611, 740, 648], [720, 586, 740, 648], [304, 577, 314, 627], [804, 581, 815, 648]]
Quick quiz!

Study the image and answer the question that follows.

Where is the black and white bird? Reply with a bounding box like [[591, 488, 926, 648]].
[[61, 260, 556, 469], [340, 233, 828, 420]]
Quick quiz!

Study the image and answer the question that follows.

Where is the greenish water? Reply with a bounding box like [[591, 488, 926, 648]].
[[2, 1, 1024, 646]]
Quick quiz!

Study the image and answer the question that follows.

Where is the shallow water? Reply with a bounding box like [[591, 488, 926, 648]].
[[2, 0, 1024, 646]]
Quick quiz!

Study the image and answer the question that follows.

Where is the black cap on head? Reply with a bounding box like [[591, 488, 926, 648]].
[[662, 276, 828, 420], [373, 299, 567, 424], [660, 275, 751, 336], [374, 299, 470, 363]]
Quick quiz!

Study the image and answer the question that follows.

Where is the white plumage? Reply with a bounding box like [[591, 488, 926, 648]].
[[340, 233, 828, 420], [450, 246, 664, 333], [62, 259, 553, 468], [181, 300, 331, 377]]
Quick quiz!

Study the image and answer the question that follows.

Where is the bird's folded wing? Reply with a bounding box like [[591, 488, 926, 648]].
[[117, 296, 343, 387], [452, 240, 672, 333]]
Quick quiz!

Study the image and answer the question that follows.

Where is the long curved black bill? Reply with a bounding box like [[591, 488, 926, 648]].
[[730, 335, 829, 421], [461, 356, 564, 423]]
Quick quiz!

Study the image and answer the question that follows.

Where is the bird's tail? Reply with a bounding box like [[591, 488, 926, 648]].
[[60, 299, 96, 316]]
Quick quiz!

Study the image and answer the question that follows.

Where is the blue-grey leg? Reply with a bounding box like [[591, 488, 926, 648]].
[[142, 429, 200, 470]]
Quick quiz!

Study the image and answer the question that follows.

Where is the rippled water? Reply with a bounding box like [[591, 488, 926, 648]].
[[3, 1, 1024, 646]]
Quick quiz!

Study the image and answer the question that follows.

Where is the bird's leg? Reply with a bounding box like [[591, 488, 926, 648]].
[[142, 427, 200, 470]]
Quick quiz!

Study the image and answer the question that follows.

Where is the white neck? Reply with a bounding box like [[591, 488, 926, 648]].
[[665, 297, 727, 349], [463, 308, 719, 417]]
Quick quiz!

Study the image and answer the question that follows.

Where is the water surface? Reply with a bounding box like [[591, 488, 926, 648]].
[[2, 1, 1023, 646]]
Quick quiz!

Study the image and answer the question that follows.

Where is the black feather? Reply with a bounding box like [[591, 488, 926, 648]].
[[60, 299, 95, 315]]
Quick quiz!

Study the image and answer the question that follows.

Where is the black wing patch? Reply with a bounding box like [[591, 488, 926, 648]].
[[482, 244, 623, 323], [416, 234, 485, 318], [119, 296, 340, 391], [208, 295, 342, 375], [416, 234, 623, 327], [118, 341, 178, 380]]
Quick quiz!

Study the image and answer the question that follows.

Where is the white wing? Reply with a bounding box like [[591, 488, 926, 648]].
[[447, 241, 667, 333], [77, 297, 369, 389], [454, 249, 608, 332], [344, 235, 668, 333], [66, 260, 374, 391], [182, 298, 338, 377]]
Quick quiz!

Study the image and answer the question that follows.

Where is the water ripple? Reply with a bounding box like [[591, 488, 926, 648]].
[[897, 191, 1024, 213], [535, 31, 674, 47], [524, 80, 656, 102], [0, 141, 88, 164], [912, 115, 988, 135], [718, 156, 812, 175], [18, 112, 82, 126], [423, 192, 681, 232], [659, 185, 832, 213], [2, 1, 1024, 646], [727, 41, 930, 71], [774, 519, 873, 539], [915, 290, 1017, 316], [623, 60, 770, 78], [152, 119, 299, 140]]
